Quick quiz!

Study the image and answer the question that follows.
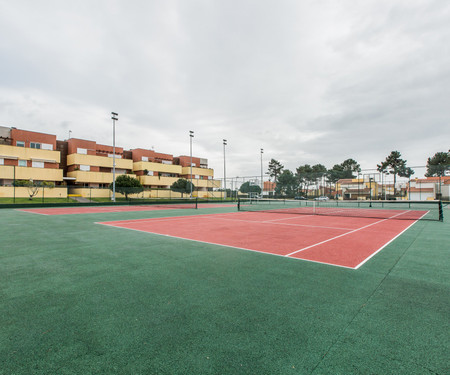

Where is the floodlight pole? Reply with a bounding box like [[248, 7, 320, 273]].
[[111, 112, 118, 202], [260, 149, 264, 197], [189, 131, 194, 198], [223, 139, 227, 200]]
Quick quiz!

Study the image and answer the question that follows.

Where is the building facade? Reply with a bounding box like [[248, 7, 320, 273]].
[[0, 126, 222, 199], [0, 126, 65, 198]]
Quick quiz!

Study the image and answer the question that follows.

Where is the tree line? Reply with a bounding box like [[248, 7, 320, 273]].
[[264, 149, 449, 198], [105, 149, 448, 200]]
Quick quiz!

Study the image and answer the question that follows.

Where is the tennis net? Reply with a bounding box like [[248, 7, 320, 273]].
[[128, 198, 198, 209], [238, 198, 443, 221]]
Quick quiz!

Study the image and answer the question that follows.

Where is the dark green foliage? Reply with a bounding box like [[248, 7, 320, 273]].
[[425, 151, 450, 177], [239, 181, 261, 194], [110, 174, 143, 199], [170, 178, 194, 197], [341, 158, 361, 178], [377, 151, 413, 196], [267, 159, 284, 184], [12, 179, 33, 187], [275, 169, 297, 197]]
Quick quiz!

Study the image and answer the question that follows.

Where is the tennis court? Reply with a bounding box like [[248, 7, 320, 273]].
[[97, 210, 421, 269], [1, 200, 448, 374]]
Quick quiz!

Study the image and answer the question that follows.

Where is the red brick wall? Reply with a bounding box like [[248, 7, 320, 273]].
[[67, 139, 97, 155], [96, 143, 124, 156], [131, 149, 156, 162], [11, 129, 57, 149], [131, 149, 174, 163], [176, 156, 200, 167]]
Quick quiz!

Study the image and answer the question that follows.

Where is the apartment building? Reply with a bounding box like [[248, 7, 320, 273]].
[[174, 155, 218, 194], [0, 126, 65, 198], [0, 126, 222, 199], [63, 138, 134, 197]]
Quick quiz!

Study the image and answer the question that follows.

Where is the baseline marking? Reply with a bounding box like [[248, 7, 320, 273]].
[[285, 210, 412, 257]]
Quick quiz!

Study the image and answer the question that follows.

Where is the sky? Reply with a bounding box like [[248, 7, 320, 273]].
[[1, 0, 449, 180]]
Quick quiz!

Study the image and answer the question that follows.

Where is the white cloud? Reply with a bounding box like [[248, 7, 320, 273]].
[[0, 0, 449, 179]]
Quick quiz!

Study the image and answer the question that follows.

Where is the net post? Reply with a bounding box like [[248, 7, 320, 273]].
[[438, 200, 443, 222], [237, 198, 241, 211], [195, 197, 198, 209]]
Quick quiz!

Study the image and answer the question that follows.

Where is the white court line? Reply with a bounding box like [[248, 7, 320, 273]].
[[203, 215, 354, 230], [95, 222, 355, 269], [95, 212, 241, 225], [15, 209, 49, 216], [261, 214, 315, 223], [285, 210, 412, 257], [353, 211, 428, 269], [99, 212, 355, 232]]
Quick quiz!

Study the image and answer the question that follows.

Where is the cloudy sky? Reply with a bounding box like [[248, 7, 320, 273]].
[[1, 0, 449, 179]]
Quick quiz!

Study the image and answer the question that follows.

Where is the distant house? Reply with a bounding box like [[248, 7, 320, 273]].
[[336, 178, 379, 200], [408, 177, 450, 200]]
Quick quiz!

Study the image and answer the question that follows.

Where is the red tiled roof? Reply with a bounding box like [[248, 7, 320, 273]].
[[409, 187, 434, 192]]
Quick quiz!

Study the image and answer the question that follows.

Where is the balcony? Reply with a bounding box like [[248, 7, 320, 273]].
[[133, 161, 182, 174], [67, 154, 133, 169], [138, 175, 222, 188], [67, 170, 136, 184], [181, 166, 214, 177], [0, 165, 63, 181], [0, 144, 60, 163]]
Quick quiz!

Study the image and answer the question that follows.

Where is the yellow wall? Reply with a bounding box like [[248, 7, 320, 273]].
[[0, 144, 60, 163], [139, 176, 179, 187], [133, 161, 182, 174], [0, 186, 67, 198], [139, 175, 222, 189], [67, 154, 133, 169], [67, 187, 223, 199], [193, 179, 221, 188], [181, 166, 214, 177], [0, 165, 63, 181], [67, 171, 136, 184]]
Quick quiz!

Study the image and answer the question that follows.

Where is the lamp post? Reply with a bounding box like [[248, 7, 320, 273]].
[[111, 112, 118, 202], [189, 130, 194, 198], [260, 149, 263, 197], [69, 130, 72, 139], [223, 139, 227, 200]]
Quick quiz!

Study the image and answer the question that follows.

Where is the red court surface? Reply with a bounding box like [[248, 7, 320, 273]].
[[17, 203, 235, 215], [97, 211, 420, 269]]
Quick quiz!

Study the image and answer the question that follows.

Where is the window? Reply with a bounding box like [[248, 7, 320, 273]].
[[18, 160, 27, 167], [30, 142, 41, 149], [195, 175, 199, 179], [32, 161, 44, 168], [0, 158, 3, 165], [77, 148, 87, 154], [41, 143, 53, 150], [142, 156, 149, 162], [80, 165, 90, 171], [16, 141, 25, 147], [162, 160, 172, 165], [146, 171, 154, 176]]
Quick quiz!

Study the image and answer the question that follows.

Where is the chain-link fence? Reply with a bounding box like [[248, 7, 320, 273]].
[[219, 166, 450, 201]]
